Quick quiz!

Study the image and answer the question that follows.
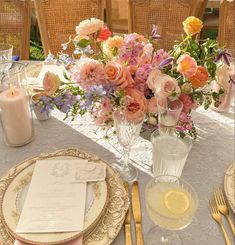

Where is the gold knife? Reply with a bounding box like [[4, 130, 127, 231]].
[[124, 182, 133, 245], [132, 181, 144, 245]]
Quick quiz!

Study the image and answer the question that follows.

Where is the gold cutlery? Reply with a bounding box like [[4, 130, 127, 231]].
[[209, 200, 231, 245], [214, 187, 235, 236], [132, 181, 144, 245], [124, 182, 133, 245]]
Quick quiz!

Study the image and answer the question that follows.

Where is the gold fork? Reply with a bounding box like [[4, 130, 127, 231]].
[[214, 187, 235, 236], [209, 200, 231, 245]]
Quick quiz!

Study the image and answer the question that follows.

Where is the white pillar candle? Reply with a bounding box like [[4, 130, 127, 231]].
[[0, 87, 33, 146]]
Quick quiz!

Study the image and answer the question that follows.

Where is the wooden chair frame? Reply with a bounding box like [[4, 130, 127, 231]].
[[218, 0, 235, 50], [0, 0, 32, 59], [34, 0, 104, 56]]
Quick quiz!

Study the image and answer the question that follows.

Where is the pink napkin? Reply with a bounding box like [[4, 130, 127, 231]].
[[14, 237, 83, 245]]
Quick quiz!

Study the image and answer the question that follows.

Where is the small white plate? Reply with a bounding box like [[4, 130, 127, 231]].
[[2, 155, 108, 244], [224, 163, 235, 213]]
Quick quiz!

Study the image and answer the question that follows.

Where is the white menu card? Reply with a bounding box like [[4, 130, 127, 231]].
[[16, 160, 88, 233]]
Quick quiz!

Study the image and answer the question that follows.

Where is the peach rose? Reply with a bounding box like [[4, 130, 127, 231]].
[[124, 88, 147, 123], [183, 16, 203, 36], [105, 62, 134, 88], [43, 71, 61, 95], [177, 54, 197, 78], [147, 97, 158, 113], [147, 69, 178, 98], [189, 66, 209, 88]]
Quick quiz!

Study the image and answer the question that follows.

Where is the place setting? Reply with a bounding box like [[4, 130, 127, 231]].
[[0, 1, 235, 244]]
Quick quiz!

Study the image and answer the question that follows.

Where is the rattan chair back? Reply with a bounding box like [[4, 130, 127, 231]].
[[128, 0, 197, 51], [34, 0, 104, 56], [218, 0, 235, 50], [106, 0, 128, 33], [0, 0, 32, 59]]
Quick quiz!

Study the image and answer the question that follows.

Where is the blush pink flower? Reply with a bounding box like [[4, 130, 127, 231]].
[[179, 93, 193, 113], [147, 69, 178, 98], [124, 88, 147, 123], [176, 112, 193, 131], [105, 62, 134, 88], [92, 98, 112, 126], [177, 54, 197, 78], [71, 59, 107, 90], [43, 71, 61, 96], [147, 97, 158, 113]]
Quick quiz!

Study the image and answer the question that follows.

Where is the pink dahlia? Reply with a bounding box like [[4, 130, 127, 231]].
[[71, 59, 107, 90]]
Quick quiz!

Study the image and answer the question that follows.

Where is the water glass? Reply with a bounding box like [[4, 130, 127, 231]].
[[157, 98, 183, 135], [151, 132, 192, 178]]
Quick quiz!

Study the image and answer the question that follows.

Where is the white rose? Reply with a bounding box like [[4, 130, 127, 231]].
[[76, 18, 104, 35]]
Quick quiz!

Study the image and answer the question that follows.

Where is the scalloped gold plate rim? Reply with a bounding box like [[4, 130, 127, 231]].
[[0, 148, 129, 245]]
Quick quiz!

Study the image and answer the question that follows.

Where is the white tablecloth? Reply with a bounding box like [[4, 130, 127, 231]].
[[0, 64, 234, 245]]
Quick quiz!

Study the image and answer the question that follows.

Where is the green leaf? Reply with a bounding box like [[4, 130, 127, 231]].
[[63, 71, 70, 80], [77, 39, 90, 48]]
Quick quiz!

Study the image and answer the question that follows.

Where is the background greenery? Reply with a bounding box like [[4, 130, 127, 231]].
[[29, 25, 218, 61]]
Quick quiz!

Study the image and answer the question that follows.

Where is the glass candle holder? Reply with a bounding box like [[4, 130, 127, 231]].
[[0, 62, 34, 147]]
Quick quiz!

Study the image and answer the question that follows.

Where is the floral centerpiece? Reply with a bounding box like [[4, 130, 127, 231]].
[[38, 16, 232, 139]]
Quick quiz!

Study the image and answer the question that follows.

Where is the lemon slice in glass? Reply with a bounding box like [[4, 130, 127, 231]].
[[164, 190, 190, 215]]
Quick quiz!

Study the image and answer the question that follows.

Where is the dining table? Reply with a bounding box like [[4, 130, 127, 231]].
[[0, 63, 234, 245]]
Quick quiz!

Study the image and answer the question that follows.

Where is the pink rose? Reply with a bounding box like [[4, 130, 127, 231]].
[[147, 97, 158, 113], [177, 54, 197, 78], [147, 69, 178, 98], [179, 93, 193, 113], [105, 62, 134, 88], [43, 71, 61, 95], [124, 88, 147, 122], [92, 98, 112, 126]]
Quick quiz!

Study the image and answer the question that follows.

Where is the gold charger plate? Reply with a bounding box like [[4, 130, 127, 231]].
[[224, 163, 235, 213], [0, 148, 129, 245]]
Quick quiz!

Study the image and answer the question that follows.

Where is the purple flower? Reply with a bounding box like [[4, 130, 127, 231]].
[[61, 43, 68, 50], [150, 25, 161, 40], [214, 49, 231, 66], [40, 96, 54, 114], [152, 49, 171, 67], [45, 53, 54, 63], [158, 57, 174, 69], [85, 85, 106, 108]]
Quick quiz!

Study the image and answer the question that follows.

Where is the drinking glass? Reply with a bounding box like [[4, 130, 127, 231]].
[[0, 43, 13, 61], [0, 44, 13, 91], [113, 109, 144, 182], [145, 175, 198, 245], [151, 133, 192, 178], [157, 98, 183, 135]]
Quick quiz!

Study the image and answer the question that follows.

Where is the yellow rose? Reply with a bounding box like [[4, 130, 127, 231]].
[[183, 16, 203, 36]]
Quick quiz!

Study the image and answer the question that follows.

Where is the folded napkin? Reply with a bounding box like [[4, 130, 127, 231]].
[[14, 237, 82, 245]]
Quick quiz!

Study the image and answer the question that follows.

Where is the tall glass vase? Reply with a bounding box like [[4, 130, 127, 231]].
[[113, 109, 144, 182]]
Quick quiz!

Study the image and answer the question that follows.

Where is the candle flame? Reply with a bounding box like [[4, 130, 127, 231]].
[[10, 85, 16, 96]]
